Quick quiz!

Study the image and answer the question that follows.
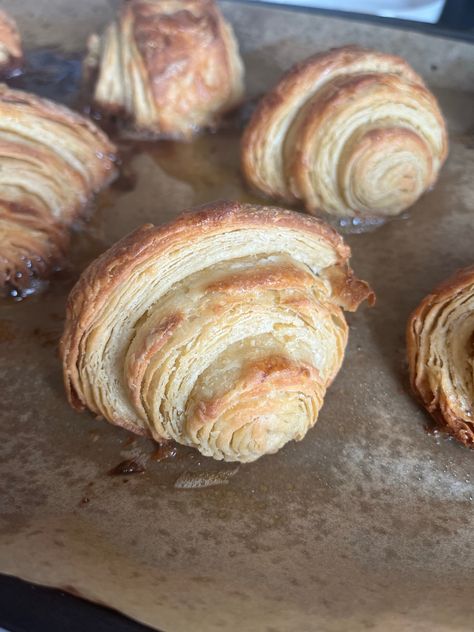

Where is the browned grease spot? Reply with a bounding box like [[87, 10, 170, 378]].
[[108, 459, 146, 476], [123, 121, 262, 208], [110, 158, 138, 193], [49, 312, 65, 323], [32, 327, 61, 347], [151, 442, 177, 462], [122, 435, 137, 447], [0, 319, 16, 343]]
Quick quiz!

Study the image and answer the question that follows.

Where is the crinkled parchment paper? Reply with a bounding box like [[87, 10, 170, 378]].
[[0, 1, 473, 630]]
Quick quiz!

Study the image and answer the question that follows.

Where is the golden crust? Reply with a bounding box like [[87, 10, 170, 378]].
[[61, 201, 373, 462], [242, 45, 447, 218], [0, 202, 68, 288], [189, 356, 321, 421], [0, 85, 117, 291], [90, 0, 244, 140], [126, 312, 184, 419], [0, 10, 22, 75], [185, 356, 325, 459], [407, 266, 474, 447], [204, 262, 316, 294], [60, 199, 369, 325]]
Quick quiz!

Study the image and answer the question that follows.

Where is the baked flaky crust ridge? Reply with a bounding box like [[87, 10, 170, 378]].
[[407, 266, 474, 447], [0, 84, 117, 290], [87, 0, 244, 140], [61, 201, 373, 462], [242, 45, 447, 218]]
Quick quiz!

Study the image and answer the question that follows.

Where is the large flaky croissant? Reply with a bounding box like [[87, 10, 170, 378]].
[[61, 201, 373, 463], [0, 10, 22, 75], [87, 0, 244, 140], [0, 85, 116, 292], [242, 46, 448, 218], [407, 268, 474, 448]]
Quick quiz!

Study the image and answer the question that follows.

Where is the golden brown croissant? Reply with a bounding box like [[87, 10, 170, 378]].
[[242, 46, 448, 218], [61, 201, 373, 463], [407, 267, 474, 448], [87, 0, 244, 140], [0, 10, 22, 75], [0, 85, 116, 292]]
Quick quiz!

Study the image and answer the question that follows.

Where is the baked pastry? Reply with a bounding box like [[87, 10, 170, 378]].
[[242, 46, 448, 218], [0, 85, 116, 292], [61, 201, 373, 463], [407, 267, 474, 447], [0, 10, 22, 75], [87, 0, 244, 140]]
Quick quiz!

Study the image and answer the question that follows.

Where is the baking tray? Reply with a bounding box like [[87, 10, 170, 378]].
[[0, 1, 473, 631]]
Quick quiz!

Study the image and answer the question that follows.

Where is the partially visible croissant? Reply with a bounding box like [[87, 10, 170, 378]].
[[87, 0, 244, 140], [0, 85, 116, 292], [0, 10, 22, 75], [407, 268, 474, 448], [61, 201, 373, 463], [242, 46, 448, 218]]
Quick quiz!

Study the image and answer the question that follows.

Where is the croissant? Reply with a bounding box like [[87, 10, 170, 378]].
[[407, 268, 474, 448], [0, 85, 116, 292], [87, 0, 244, 140], [242, 46, 448, 218], [61, 201, 373, 463], [0, 10, 22, 75]]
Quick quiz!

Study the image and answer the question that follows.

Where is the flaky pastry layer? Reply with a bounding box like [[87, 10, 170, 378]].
[[242, 46, 447, 218], [88, 0, 244, 140], [407, 267, 474, 447], [61, 201, 373, 462], [0, 85, 116, 290]]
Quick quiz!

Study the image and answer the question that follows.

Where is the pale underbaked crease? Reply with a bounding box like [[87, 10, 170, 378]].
[[0, 10, 22, 75], [0, 85, 116, 290], [407, 266, 474, 447], [61, 201, 373, 462], [242, 45, 448, 218], [87, 0, 244, 140]]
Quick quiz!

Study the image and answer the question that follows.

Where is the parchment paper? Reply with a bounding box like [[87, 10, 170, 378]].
[[0, 1, 473, 630]]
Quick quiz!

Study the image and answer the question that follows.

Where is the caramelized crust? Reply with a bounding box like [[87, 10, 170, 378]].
[[0, 10, 22, 75], [185, 356, 325, 460], [0, 202, 68, 288], [0, 85, 116, 291], [242, 45, 447, 218], [407, 267, 474, 447], [88, 0, 244, 140], [61, 201, 373, 462]]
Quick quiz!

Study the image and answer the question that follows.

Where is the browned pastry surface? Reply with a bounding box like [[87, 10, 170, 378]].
[[0, 85, 116, 291], [61, 201, 373, 462], [242, 45, 447, 218], [407, 267, 474, 447], [0, 9, 22, 75], [87, 0, 244, 140]]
